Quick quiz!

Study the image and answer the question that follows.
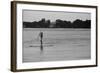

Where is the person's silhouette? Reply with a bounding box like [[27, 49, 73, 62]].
[[39, 32, 43, 51]]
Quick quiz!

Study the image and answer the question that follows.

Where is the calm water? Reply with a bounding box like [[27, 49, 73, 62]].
[[23, 28, 91, 62]]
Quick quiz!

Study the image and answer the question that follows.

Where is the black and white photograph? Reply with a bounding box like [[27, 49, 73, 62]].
[[11, 1, 97, 71], [22, 10, 91, 62]]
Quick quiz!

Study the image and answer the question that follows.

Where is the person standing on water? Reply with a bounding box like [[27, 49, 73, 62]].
[[39, 32, 43, 51]]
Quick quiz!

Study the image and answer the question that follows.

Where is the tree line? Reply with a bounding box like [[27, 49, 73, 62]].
[[23, 18, 91, 28]]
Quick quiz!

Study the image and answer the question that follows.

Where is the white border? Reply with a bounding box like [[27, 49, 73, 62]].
[[17, 3, 96, 69]]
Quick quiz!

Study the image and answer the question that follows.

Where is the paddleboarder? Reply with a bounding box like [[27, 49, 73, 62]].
[[39, 32, 43, 51]]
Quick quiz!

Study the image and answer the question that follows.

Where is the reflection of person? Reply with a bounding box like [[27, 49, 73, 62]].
[[39, 32, 43, 51]]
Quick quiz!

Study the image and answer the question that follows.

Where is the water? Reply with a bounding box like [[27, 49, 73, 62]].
[[23, 28, 91, 63]]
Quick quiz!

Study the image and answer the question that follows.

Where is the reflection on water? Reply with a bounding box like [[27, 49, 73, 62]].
[[23, 28, 91, 63]]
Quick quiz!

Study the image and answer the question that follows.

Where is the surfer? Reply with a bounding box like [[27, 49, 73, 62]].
[[39, 32, 43, 51]]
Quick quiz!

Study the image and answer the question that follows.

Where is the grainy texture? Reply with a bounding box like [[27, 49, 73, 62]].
[[23, 28, 91, 62]]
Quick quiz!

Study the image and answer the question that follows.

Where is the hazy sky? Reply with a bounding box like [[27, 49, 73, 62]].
[[23, 10, 91, 22]]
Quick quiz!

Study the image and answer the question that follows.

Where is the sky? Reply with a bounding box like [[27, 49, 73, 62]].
[[23, 10, 91, 22]]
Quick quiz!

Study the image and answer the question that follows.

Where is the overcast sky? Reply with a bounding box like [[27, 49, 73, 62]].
[[23, 10, 91, 22]]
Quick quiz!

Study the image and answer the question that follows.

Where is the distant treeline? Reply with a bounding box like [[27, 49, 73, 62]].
[[23, 18, 91, 28]]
